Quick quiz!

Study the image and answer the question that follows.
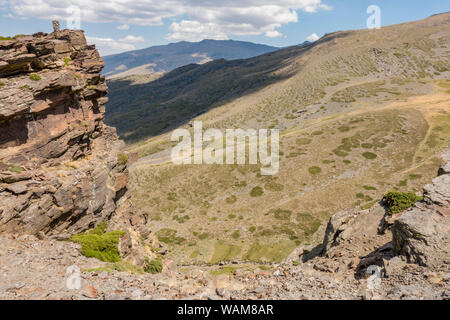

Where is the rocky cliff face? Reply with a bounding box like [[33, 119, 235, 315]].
[[0, 28, 140, 238]]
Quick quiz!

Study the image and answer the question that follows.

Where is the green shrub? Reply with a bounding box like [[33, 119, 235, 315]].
[[362, 152, 377, 160], [63, 57, 70, 67], [308, 166, 322, 174], [382, 191, 423, 215], [231, 230, 240, 239], [69, 224, 125, 262], [250, 186, 264, 197], [0, 36, 14, 41], [117, 153, 128, 165], [0, 81, 5, 87], [144, 258, 163, 274], [29, 74, 41, 81]]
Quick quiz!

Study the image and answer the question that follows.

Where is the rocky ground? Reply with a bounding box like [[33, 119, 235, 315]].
[[1, 149, 448, 300]]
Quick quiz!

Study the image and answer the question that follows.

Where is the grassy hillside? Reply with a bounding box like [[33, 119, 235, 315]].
[[109, 13, 450, 266]]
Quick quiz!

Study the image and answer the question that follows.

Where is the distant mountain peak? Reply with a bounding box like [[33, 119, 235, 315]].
[[102, 39, 278, 79]]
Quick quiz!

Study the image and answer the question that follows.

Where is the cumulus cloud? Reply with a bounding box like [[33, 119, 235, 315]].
[[86, 36, 136, 56], [5, 0, 331, 41], [306, 32, 319, 42], [265, 30, 283, 38], [167, 20, 228, 42], [117, 24, 130, 30], [119, 35, 145, 43]]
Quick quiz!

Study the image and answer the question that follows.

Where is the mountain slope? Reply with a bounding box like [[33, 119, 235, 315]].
[[102, 39, 278, 78], [107, 13, 450, 266], [106, 12, 450, 143]]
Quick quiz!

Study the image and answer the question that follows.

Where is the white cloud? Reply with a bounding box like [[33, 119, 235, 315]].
[[119, 35, 145, 43], [265, 30, 283, 38], [306, 32, 319, 42], [117, 24, 130, 30], [167, 20, 228, 42], [86, 36, 136, 55], [6, 0, 331, 41]]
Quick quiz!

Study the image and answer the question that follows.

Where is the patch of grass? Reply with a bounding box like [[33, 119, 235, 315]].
[[296, 213, 321, 237], [112, 260, 144, 274], [69, 223, 125, 262], [29, 74, 41, 81], [308, 166, 322, 174], [273, 209, 292, 220], [264, 181, 284, 192], [409, 174, 422, 180], [296, 138, 312, 145], [382, 191, 423, 215], [250, 186, 264, 197], [312, 130, 323, 136], [361, 143, 373, 149], [338, 126, 350, 132], [244, 241, 296, 263], [210, 266, 236, 276], [231, 230, 240, 239], [144, 258, 163, 274], [156, 228, 186, 245], [8, 164, 24, 173], [225, 195, 237, 204], [63, 57, 70, 67], [333, 149, 348, 157], [210, 241, 241, 264], [363, 185, 377, 191], [0, 36, 14, 41], [117, 153, 128, 165], [362, 152, 377, 160], [198, 233, 209, 240], [0, 81, 5, 87]]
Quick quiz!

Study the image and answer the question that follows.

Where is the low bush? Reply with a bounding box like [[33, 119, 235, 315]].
[[382, 191, 423, 215]]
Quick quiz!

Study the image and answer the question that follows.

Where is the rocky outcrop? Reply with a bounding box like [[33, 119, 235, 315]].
[[299, 149, 450, 278], [0, 26, 145, 240], [392, 151, 450, 268]]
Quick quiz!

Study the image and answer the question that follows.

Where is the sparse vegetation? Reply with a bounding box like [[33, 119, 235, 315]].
[[362, 152, 377, 160], [117, 153, 128, 165], [69, 223, 125, 262], [382, 191, 423, 215], [8, 164, 24, 173], [250, 186, 264, 197], [308, 166, 322, 174], [144, 258, 163, 274], [29, 74, 41, 81]]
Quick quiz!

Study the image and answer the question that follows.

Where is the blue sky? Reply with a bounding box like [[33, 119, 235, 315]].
[[1, 0, 449, 56]]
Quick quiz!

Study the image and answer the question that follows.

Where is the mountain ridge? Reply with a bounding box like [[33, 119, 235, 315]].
[[102, 39, 279, 78]]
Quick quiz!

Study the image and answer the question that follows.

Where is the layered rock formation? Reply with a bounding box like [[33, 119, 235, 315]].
[[0, 26, 142, 239], [392, 149, 450, 268]]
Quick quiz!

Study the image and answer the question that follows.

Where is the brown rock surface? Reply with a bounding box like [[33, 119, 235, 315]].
[[0, 27, 144, 244]]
